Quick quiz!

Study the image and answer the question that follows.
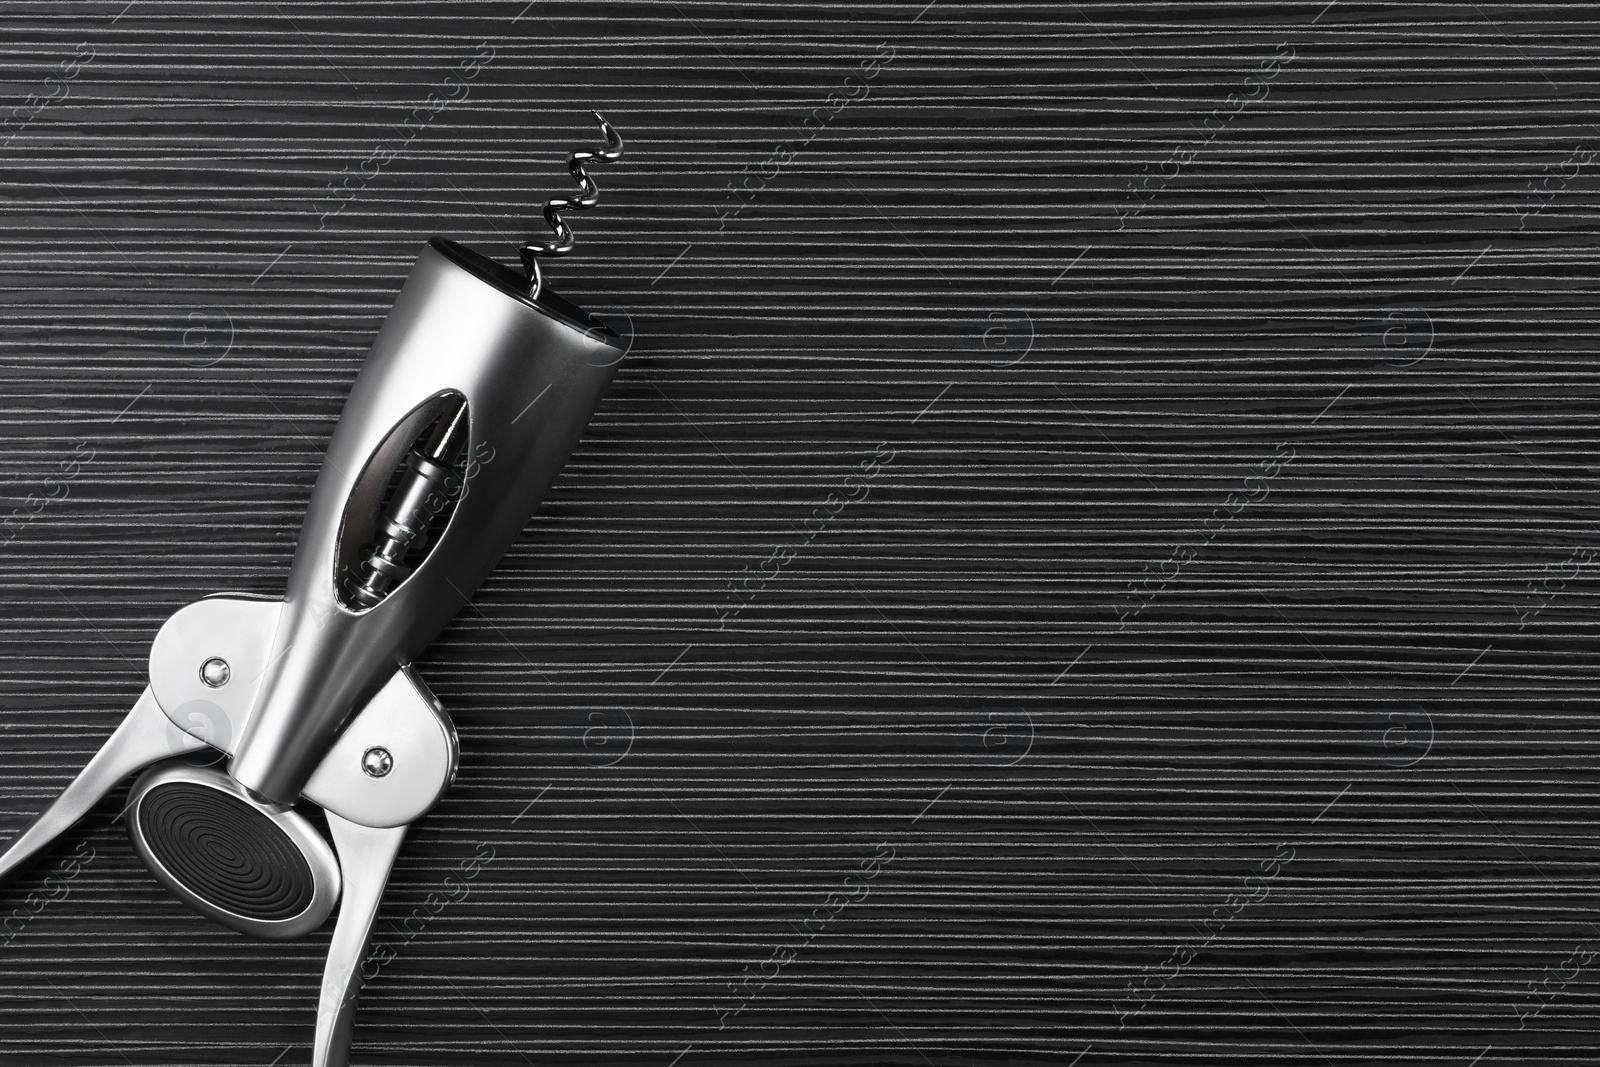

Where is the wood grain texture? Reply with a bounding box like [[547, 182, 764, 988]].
[[0, 1, 1597, 1064]]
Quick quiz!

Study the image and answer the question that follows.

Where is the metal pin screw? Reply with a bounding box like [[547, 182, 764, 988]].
[[199, 657, 231, 688], [361, 747, 393, 778]]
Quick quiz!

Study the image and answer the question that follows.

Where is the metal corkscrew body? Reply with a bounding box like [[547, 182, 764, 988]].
[[0, 116, 632, 1067]]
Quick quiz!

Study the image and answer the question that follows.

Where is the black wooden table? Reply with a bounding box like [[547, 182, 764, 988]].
[[0, 2, 1596, 1064]]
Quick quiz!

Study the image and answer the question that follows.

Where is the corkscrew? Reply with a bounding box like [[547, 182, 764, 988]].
[[520, 110, 623, 299], [0, 117, 629, 1066]]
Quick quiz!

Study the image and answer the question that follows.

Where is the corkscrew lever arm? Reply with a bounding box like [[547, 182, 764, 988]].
[[314, 814, 409, 1067], [0, 690, 206, 885]]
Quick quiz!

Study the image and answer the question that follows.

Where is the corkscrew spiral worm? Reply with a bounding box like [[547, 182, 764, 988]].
[[521, 111, 624, 297]]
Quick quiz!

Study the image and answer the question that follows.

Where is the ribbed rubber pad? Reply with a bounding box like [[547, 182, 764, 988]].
[[135, 782, 315, 922]]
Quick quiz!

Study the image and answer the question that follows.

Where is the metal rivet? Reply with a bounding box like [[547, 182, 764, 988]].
[[199, 657, 231, 688], [361, 747, 393, 778]]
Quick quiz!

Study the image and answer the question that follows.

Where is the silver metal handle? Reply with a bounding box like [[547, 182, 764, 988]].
[[0, 688, 203, 884], [315, 814, 409, 1067]]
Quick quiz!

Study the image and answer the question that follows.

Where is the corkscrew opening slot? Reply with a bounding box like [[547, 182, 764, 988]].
[[334, 392, 470, 612], [428, 238, 621, 345]]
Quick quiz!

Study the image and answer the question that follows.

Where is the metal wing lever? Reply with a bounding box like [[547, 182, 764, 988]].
[[316, 815, 408, 1067], [0, 688, 205, 885]]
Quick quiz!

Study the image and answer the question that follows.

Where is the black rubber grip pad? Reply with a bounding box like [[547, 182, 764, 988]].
[[136, 782, 316, 922]]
